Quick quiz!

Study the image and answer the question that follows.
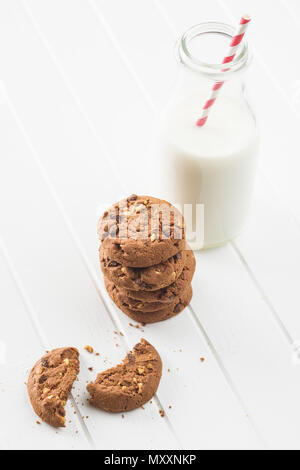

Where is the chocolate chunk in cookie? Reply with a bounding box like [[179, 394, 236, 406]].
[[98, 195, 185, 267], [87, 339, 162, 412], [100, 244, 186, 291], [27, 347, 80, 427]]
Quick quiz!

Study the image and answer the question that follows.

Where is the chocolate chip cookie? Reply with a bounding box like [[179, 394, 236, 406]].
[[107, 282, 193, 324], [123, 248, 195, 304], [27, 347, 80, 427], [98, 195, 185, 268], [100, 244, 186, 291], [87, 339, 162, 412]]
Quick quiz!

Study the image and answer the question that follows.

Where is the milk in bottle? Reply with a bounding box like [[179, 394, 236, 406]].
[[154, 23, 259, 249]]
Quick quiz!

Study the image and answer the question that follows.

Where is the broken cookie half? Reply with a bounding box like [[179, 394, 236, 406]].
[[87, 339, 162, 412], [27, 347, 80, 427]]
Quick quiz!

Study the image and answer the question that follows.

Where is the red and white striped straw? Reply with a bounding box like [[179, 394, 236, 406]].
[[196, 14, 251, 127]]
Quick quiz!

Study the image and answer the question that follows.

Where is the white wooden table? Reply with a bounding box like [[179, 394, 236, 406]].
[[0, 0, 300, 450]]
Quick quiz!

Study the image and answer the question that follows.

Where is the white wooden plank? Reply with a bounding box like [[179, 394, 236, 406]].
[[93, 0, 178, 110], [0, 247, 92, 450], [233, 173, 300, 339], [0, 0, 263, 449], [23, 0, 156, 194], [192, 244, 300, 450], [158, 0, 227, 33]]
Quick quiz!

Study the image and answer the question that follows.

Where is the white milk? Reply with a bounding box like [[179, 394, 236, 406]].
[[155, 92, 259, 249]]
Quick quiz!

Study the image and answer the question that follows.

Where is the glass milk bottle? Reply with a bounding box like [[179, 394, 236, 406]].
[[154, 23, 259, 249]]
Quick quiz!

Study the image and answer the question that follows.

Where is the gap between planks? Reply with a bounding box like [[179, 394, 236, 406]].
[[280, 0, 300, 28], [187, 304, 268, 448], [20, 0, 124, 189]]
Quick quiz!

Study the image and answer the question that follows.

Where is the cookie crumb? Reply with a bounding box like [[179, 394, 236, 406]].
[[169, 405, 172, 409], [200, 357, 205, 362], [96, 353, 100, 356], [36, 420, 41, 425], [84, 345, 94, 354], [116, 344, 119, 347], [88, 367, 93, 371], [120, 332, 124, 336], [122, 414, 125, 419], [159, 410, 165, 418]]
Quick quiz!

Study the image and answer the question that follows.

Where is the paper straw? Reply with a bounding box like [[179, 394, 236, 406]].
[[196, 15, 251, 127]]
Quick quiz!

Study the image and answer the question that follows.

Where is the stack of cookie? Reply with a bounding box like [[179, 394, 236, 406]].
[[98, 195, 195, 323]]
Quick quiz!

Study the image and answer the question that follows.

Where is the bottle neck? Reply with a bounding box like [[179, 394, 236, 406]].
[[176, 66, 245, 101], [175, 22, 251, 101]]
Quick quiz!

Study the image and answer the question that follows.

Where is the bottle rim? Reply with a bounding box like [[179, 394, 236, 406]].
[[178, 22, 252, 80]]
